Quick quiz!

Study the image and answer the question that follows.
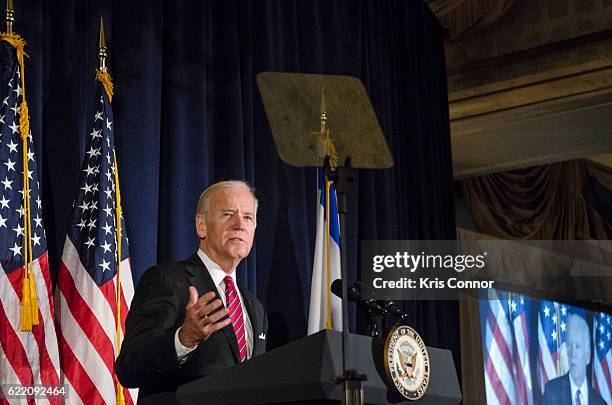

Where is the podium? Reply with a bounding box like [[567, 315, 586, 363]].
[[176, 330, 461, 404]]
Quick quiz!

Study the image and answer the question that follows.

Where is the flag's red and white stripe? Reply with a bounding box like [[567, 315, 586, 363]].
[[512, 309, 533, 405], [593, 350, 611, 405], [483, 296, 516, 405], [56, 240, 136, 405], [593, 346, 612, 405], [593, 315, 612, 405], [0, 254, 61, 405]]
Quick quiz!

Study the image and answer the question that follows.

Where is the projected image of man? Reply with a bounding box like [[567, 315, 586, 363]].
[[542, 314, 606, 405]]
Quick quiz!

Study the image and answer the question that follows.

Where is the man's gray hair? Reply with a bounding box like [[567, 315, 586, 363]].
[[567, 313, 591, 355], [196, 180, 258, 217]]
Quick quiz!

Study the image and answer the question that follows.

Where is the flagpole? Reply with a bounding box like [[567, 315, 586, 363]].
[[320, 90, 335, 331], [98, 17, 107, 72], [5, 0, 13, 34], [97, 18, 113, 103]]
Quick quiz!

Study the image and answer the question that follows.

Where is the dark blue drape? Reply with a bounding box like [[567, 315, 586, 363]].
[[19, 0, 457, 365]]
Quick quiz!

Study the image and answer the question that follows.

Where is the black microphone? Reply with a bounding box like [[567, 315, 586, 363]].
[[331, 279, 405, 319], [353, 281, 405, 318], [331, 279, 384, 314], [331, 279, 384, 315]]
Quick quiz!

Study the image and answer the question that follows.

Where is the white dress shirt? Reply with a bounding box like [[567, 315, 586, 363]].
[[569, 374, 589, 405], [174, 250, 254, 361]]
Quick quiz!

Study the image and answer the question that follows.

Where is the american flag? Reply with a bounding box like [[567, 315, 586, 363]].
[[593, 312, 612, 405], [56, 74, 137, 405], [537, 301, 569, 394], [509, 294, 534, 405], [0, 38, 61, 404], [481, 290, 516, 404]]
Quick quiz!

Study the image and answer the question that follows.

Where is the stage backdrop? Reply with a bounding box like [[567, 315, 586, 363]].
[[18, 0, 457, 360]]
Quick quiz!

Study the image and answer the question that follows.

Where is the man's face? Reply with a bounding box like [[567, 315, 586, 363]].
[[566, 316, 590, 384], [197, 187, 257, 269]]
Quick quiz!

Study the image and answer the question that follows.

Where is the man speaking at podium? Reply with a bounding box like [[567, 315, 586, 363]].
[[116, 181, 268, 404]]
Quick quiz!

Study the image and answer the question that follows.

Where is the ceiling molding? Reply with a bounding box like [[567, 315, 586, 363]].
[[429, 0, 515, 38], [452, 88, 612, 179], [438, 0, 612, 178]]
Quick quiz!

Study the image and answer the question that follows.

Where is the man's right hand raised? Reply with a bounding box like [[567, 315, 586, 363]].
[[178, 286, 231, 348]]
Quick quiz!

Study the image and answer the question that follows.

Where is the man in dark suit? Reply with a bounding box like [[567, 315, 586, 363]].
[[116, 180, 267, 404], [542, 314, 606, 405]]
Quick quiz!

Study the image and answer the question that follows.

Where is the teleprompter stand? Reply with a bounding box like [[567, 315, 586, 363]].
[[256, 72, 394, 405]]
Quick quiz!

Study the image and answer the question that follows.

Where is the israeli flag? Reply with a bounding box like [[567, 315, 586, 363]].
[[308, 171, 343, 334]]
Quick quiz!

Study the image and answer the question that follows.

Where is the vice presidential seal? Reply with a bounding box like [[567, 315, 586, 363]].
[[384, 324, 430, 400]]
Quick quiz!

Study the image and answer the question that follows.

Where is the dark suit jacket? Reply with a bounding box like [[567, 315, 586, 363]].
[[542, 373, 606, 405], [115, 254, 267, 404]]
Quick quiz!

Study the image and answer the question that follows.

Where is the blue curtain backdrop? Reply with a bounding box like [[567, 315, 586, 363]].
[[17, 0, 457, 365]]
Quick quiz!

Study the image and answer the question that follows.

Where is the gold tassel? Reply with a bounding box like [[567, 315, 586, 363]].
[[116, 383, 126, 405], [20, 272, 32, 331], [29, 271, 39, 325], [19, 101, 29, 140], [96, 69, 114, 102]]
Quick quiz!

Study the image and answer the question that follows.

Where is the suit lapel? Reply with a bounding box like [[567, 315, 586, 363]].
[[562, 374, 572, 405], [240, 287, 259, 336], [185, 254, 240, 363]]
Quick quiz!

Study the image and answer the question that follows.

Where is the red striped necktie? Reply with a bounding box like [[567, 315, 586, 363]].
[[224, 276, 247, 362]]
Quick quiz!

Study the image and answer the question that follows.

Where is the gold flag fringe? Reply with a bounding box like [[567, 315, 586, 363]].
[[321, 132, 338, 171], [113, 151, 125, 405], [96, 69, 114, 103]]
